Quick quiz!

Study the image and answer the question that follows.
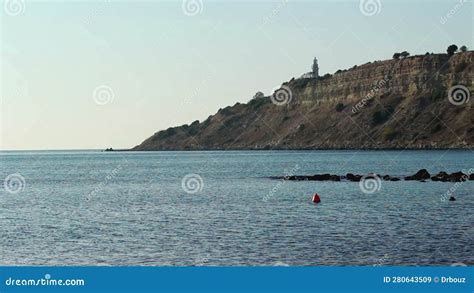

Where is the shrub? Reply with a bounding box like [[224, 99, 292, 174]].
[[248, 97, 267, 108], [319, 73, 332, 81], [460, 45, 467, 52], [392, 53, 401, 59], [372, 107, 394, 125], [219, 107, 233, 116], [253, 91, 265, 100], [335, 103, 345, 112], [431, 87, 445, 100], [431, 124, 442, 134], [382, 127, 398, 141], [158, 128, 177, 139], [188, 127, 199, 136]]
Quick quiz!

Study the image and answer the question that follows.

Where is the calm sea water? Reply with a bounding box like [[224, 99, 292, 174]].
[[0, 150, 473, 266]]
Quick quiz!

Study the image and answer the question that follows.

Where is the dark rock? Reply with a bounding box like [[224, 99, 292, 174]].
[[405, 169, 430, 180], [330, 175, 341, 181], [449, 171, 468, 182], [309, 174, 332, 181], [431, 171, 449, 182], [449, 196, 456, 201], [430, 171, 468, 182], [104, 148, 114, 152], [346, 173, 362, 182], [278, 170, 466, 183], [283, 174, 341, 181]]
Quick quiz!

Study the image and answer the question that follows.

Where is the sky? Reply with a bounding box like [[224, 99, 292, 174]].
[[1, 0, 472, 150]]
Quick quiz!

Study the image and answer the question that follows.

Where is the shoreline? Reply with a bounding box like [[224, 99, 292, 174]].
[[1, 147, 473, 152], [113, 147, 474, 152]]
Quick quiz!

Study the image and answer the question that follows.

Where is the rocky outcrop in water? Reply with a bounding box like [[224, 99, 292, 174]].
[[405, 169, 431, 180], [272, 169, 472, 182]]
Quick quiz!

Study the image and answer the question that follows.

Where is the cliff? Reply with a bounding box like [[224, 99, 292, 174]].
[[133, 52, 473, 150]]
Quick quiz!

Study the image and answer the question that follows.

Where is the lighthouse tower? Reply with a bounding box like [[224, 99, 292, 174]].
[[312, 57, 319, 79]]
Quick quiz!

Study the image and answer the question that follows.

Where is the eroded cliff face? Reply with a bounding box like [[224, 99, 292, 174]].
[[133, 52, 473, 150]]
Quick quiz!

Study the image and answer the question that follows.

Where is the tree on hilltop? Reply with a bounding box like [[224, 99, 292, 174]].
[[400, 51, 410, 58], [447, 44, 458, 56]]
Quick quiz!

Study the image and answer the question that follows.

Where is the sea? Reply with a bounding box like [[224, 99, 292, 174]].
[[0, 150, 472, 266]]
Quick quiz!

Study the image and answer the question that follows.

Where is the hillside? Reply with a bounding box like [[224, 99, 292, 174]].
[[132, 52, 473, 150]]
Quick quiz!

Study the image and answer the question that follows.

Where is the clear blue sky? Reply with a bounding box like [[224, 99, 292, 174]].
[[1, 0, 472, 150]]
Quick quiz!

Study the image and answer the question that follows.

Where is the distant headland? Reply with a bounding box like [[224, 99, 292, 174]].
[[127, 46, 472, 151]]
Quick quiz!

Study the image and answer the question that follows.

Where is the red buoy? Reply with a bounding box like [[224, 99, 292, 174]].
[[312, 193, 321, 204]]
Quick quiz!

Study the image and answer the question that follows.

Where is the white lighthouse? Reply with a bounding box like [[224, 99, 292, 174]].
[[312, 57, 319, 78]]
